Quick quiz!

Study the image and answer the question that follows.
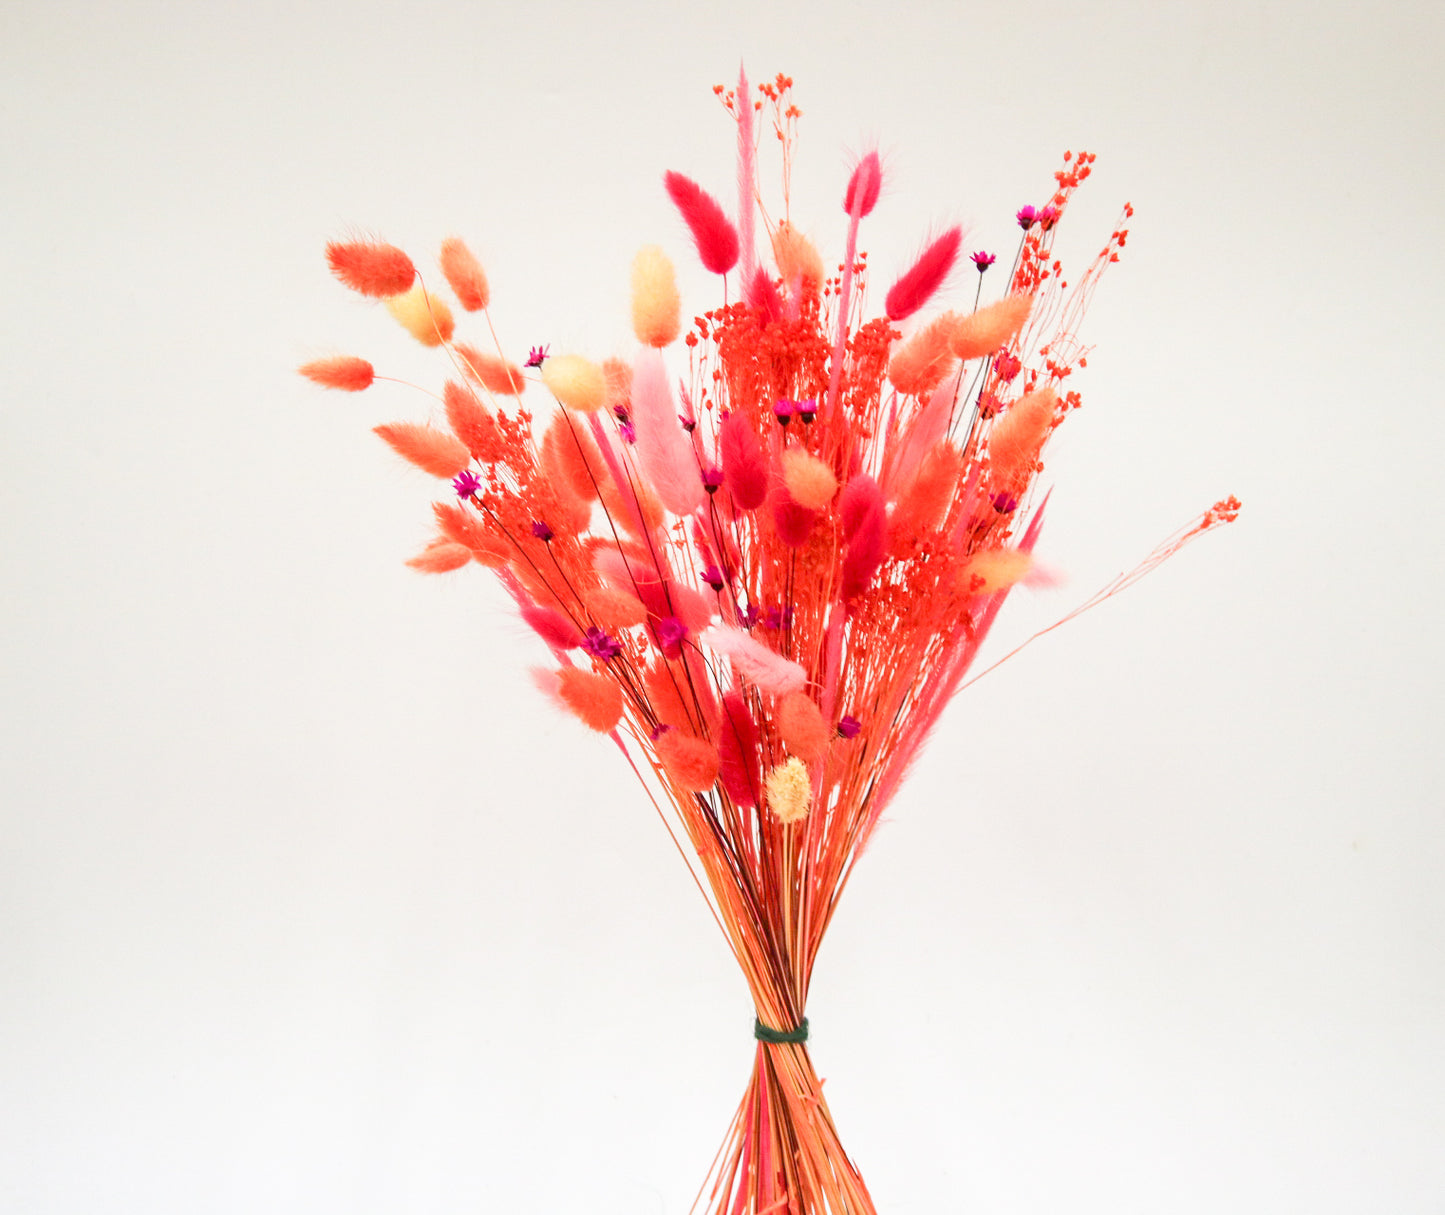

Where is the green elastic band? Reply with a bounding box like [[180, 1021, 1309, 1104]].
[[754, 1016, 809, 1044]]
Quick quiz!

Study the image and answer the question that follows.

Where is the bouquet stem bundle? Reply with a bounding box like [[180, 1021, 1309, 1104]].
[[303, 70, 1236, 1215]]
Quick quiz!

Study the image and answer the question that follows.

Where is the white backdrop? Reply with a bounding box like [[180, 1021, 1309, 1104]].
[[3, 2, 1442, 1212]]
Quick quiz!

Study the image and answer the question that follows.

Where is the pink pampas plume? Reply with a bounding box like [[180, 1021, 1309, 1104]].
[[838, 475, 887, 602], [885, 227, 963, 321], [735, 64, 758, 286], [844, 151, 883, 218], [702, 625, 807, 696], [664, 171, 740, 274], [769, 484, 817, 548], [719, 412, 768, 511], [717, 688, 760, 809], [631, 349, 705, 516], [519, 602, 585, 650], [745, 266, 784, 325], [882, 380, 954, 495]]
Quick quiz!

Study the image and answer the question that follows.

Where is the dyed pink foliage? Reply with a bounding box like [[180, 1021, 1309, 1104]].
[[664, 171, 740, 274], [885, 227, 963, 321]]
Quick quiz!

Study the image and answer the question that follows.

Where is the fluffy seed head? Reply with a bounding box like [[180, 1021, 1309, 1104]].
[[299, 356, 374, 392], [540, 412, 602, 504], [631, 245, 681, 347], [764, 757, 812, 824], [720, 411, 768, 510], [781, 449, 838, 511], [843, 151, 883, 218], [520, 602, 585, 650], [891, 440, 964, 544], [960, 549, 1034, 595], [703, 625, 807, 695], [556, 666, 623, 732], [454, 343, 525, 395], [771, 222, 825, 297], [385, 284, 455, 347], [443, 380, 503, 462], [373, 422, 472, 479], [838, 475, 887, 601], [582, 585, 648, 630], [887, 312, 961, 397], [718, 689, 760, 809], [656, 731, 720, 793], [988, 387, 1057, 484], [405, 539, 471, 573], [438, 237, 490, 311], [885, 227, 962, 321], [777, 692, 829, 762], [950, 295, 1034, 361], [602, 358, 633, 411], [664, 171, 740, 274], [325, 240, 416, 297], [541, 354, 607, 413]]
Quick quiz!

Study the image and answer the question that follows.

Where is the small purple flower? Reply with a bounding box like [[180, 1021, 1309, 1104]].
[[453, 469, 482, 498], [774, 398, 795, 425], [763, 605, 794, 630], [702, 465, 724, 494], [678, 413, 697, 433], [797, 397, 817, 423], [1037, 205, 1059, 229], [991, 490, 1019, 514], [619, 420, 636, 444], [531, 520, 554, 541], [1016, 205, 1038, 231], [702, 563, 725, 591], [993, 351, 1022, 382], [524, 344, 550, 369], [583, 627, 622, 661], [655, 615, 689, 650], [740, 603, 761, 628], [971, 250, 996, 272], [649, 722, 673, 742], [837, 715, 861, 740]]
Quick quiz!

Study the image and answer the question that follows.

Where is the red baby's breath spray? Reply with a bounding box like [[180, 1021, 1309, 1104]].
[[305, 70, 1236, 1215]]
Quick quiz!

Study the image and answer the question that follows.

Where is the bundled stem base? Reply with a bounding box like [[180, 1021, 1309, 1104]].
[[700, 1041, 874, 1215]]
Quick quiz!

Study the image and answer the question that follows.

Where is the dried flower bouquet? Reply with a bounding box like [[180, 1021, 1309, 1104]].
[[303, 70, 1236, 1215]]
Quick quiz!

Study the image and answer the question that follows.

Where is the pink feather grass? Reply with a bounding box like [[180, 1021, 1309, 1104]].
[[665, 171, 740, 275], [885, 226, 963, 321]]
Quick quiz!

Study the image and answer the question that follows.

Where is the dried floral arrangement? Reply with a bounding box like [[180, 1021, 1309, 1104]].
[[303, 70, 1237, 1215]]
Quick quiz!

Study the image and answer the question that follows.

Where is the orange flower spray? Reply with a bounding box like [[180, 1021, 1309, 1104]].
[[303, 69, 1236, 1215]]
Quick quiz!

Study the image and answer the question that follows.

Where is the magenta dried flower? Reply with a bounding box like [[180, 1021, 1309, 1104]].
[[583, 627, 623, 661]]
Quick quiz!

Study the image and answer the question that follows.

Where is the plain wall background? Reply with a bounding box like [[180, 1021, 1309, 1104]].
[[2, 1, 1442, 1211]]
